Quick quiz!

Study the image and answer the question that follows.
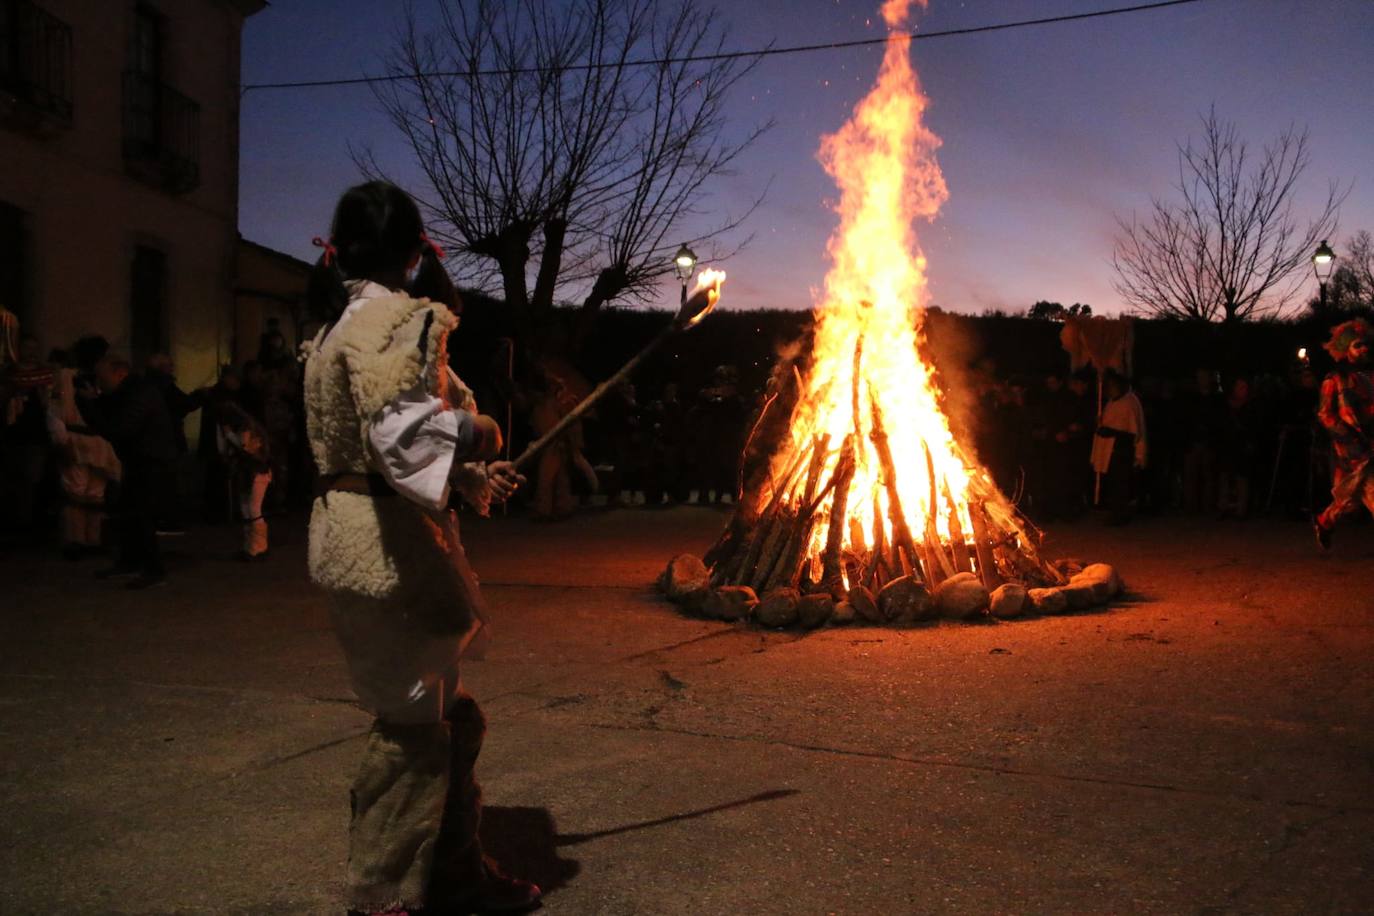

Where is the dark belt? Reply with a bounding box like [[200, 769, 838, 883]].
[[315, 472, 396, 499]]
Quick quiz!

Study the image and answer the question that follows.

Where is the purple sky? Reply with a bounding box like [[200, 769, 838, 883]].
[[240, 0, 1374, 316]]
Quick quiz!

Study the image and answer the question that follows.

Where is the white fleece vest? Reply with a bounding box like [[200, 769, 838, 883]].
[[302, 292, 483, 636]]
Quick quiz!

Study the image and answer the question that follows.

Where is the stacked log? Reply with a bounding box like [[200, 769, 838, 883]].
[[665, 327, 1114, 630]]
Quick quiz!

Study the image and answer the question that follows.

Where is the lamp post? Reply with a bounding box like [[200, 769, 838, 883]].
[[1312, 239, 1336, 309], [674, 244, 698, 306]]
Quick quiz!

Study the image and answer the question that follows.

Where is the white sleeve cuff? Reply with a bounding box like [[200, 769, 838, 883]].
[[368, 384, 479, 510]]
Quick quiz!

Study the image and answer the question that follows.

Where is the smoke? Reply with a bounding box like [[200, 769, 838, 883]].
[[919, 311, 987, 455]]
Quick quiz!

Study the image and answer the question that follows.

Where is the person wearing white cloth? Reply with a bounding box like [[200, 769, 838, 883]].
[[1091, 369, 1147, 525], [46, 367, 121, 557], [301, 182, 538, 916]]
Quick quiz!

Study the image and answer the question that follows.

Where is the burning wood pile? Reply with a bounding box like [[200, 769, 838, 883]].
[[658, 0, 1121, 628]]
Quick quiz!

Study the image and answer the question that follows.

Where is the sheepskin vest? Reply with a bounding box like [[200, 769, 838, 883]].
[[304, 291, 459, 479], [304, 292, 482, 626]]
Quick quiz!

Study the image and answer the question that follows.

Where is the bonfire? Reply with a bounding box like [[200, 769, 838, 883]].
[[661, 0, 1121, 627]]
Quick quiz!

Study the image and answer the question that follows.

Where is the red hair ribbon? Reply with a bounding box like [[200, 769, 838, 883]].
[[420, 232, 446, 260], [312, 236, 338, 266]]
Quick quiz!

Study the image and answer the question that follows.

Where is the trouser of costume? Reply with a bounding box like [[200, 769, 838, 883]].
[[330, 595, 486, 912], [116, 460, 170, 575], [60, 464, 107, 547], [1317, 459, 1374, 530], [1182, 443, 1217, 514], [1105, 434, 1136, 523], [1217, 470, 1250, 516], [237, 470, 272, 556], [535, 440, 574, 518]]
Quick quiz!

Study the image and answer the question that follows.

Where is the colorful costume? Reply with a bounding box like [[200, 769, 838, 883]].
[[1315, 321, 1374, 532], [304, 281, 492, 912], [215, 402, 273, 558], [47, 368, 122, 549]]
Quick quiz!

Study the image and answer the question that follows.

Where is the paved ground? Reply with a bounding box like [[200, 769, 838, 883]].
[[2, 506, 1372, 915]]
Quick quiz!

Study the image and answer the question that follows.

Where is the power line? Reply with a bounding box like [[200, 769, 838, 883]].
[[240, 0, 1216, 93]]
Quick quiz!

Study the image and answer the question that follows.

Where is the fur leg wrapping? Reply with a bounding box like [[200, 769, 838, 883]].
[[346, 719, 451, 912], [430, 695, 488, 899]]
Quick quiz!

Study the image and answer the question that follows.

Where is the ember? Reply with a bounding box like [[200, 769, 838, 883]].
[[665, 1, 1121, 626]]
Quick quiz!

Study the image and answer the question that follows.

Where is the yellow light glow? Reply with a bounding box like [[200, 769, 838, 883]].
[[762, 0, 1038, 573]]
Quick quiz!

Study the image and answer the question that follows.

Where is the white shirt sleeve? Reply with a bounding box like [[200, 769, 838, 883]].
[[368, 383, 479, 511]]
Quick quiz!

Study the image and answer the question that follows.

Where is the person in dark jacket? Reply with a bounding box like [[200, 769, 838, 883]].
[[89, 356, 178, 588], [197, 366, 244, 523], [145, 353, 209, 532]]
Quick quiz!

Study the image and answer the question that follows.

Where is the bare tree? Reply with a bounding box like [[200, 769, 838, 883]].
[[1320, 229, 1374, 312], [1113, 108, 1347, 322], [361, 0, 769, 348]]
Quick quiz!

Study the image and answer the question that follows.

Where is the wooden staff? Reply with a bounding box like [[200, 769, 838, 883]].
[[512, 277, 721, 472]]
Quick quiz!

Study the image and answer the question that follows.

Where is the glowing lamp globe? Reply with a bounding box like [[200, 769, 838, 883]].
[[673, 244, 698, 282], [1312, 240, 1336, 283]]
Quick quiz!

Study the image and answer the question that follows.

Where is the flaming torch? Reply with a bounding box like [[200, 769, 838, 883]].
[[511, 269, 725, 471]]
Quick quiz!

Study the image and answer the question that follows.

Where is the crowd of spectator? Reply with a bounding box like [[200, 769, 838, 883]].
[[0, 317, 1347, 566], [967, 361, 1327, 527], [0, 319, 308, 585], [581, 365, 751, 511]]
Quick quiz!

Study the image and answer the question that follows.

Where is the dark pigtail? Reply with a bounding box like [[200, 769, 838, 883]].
[[408, 245, 461, 313], [306, 253, 349, 324]]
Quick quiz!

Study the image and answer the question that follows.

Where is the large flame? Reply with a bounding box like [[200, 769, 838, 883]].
[[764, 0, 1037, 587]]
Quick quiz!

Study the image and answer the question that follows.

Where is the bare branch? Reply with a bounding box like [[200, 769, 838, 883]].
[[366, 0, 770, 343], [1112, 107, 1348, 322]]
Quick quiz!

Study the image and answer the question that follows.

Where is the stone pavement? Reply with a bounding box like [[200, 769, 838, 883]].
[[1, 507, 1372, 914]]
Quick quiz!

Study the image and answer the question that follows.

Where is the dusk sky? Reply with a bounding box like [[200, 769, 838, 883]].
[[240, 0, 1374, 316]]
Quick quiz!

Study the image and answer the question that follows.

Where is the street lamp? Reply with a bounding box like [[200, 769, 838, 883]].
[[673, 244, 698, 306], [1312, 239, 1336, 309]]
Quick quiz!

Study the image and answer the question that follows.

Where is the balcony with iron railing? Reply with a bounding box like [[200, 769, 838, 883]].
[[0, 0, 74, 130], [122, 69, 201, 195]]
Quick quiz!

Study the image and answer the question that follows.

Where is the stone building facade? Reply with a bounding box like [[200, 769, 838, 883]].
[[0, 0, 265, 394]]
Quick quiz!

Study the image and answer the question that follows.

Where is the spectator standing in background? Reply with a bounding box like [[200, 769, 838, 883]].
[[145, 352, 207, 532], [89, 356, 178, 589], [1027, 371, 1076, 520], [1216, 377, 1259, 518], [1092, 370, 1147, 526], [145, 353, 204, 457], [1180, 368, 1225, 514], [260, 366, 297, 515], [1062, 369, 1097, 516], [257, 318, 293, 372], [690, 365, 745, 504]]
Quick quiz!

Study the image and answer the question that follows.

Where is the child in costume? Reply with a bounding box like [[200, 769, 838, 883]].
[[1314, 318, 1374, 550], [302, 182, 536, 915], [215, 400, 272, 560]]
